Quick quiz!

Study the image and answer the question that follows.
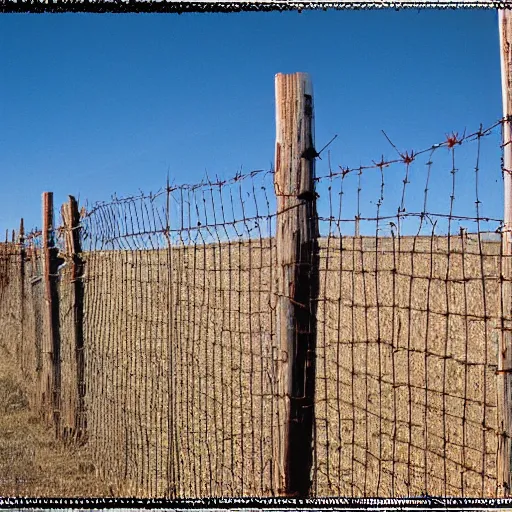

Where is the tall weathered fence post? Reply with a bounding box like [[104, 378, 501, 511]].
[[42, 192, 61, 435], [500, 9, 512, 498], [62, 195, 86, 440], [274, 72, 319, 497], [497, 10, 512, 496]]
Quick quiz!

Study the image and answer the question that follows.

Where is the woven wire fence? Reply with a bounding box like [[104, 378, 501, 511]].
[[0, 241, 23, 367], [312, 121, 505, 498], [0, 231, 47, 413], [79, 170, 278, 497], [0, 119, 507, 499], [25, 233, 46, 413]]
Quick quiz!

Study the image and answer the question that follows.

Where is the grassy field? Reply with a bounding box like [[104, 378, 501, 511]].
[[0, 346, 113, 497], [314, 235, 500, 497]]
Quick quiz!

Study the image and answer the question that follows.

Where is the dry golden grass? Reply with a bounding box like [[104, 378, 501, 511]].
[[313, 236, 500, 498], [0, 234, 504, 499], [0, 348, 114, 498], [82, 240, 278, 498], [79, 235, 502, 498]]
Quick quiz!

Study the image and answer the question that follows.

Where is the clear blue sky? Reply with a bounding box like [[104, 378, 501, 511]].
[[0, 10, 504, 238]]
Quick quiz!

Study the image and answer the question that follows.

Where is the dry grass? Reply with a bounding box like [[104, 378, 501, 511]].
[[0, 234, 504, 498], [82, 239, 277, 497], [0, 348, 114, 498], [314, 236, 500, 498], [79, 235, 502, 498]]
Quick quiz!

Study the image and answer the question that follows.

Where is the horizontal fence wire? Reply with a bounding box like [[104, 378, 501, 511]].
[[312, 121, 505, 498], [0, 120, 507, 499]]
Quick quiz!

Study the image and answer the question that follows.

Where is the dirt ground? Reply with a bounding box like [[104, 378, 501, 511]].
[[0, 349, 113, 498]]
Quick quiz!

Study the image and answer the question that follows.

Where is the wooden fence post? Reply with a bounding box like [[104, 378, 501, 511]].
[[62, 195, 86, 440], [18, 218, 25, 372], [500, 9, 512, 498], [42, 192, 62, 435], [274, 72, 319, 497]]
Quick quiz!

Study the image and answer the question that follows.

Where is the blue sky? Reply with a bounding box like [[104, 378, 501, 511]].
[[0, 10, 504, 239]]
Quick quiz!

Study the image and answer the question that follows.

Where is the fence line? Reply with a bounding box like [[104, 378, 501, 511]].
[[0, 96, 509, 497]]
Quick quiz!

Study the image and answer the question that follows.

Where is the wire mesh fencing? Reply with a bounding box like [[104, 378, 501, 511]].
[[0, 231, 50, 415], [0, 240, 23, 371], [312, 121, 505, 497], [0, 119, 508, 499], [79, 170, 278, 497]]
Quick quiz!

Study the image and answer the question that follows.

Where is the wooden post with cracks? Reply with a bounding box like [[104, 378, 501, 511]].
[[500, 9, 512, 497], [61, 196, 86, 441], [42, 192, 62, 435], [274, 72, 319, 497], [499, 10, 512, 498]]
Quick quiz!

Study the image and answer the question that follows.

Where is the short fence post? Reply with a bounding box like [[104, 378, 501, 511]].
[[274, 72, 320, 497], [62, 195, 86, 440], [42, 192, 62, 435]]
